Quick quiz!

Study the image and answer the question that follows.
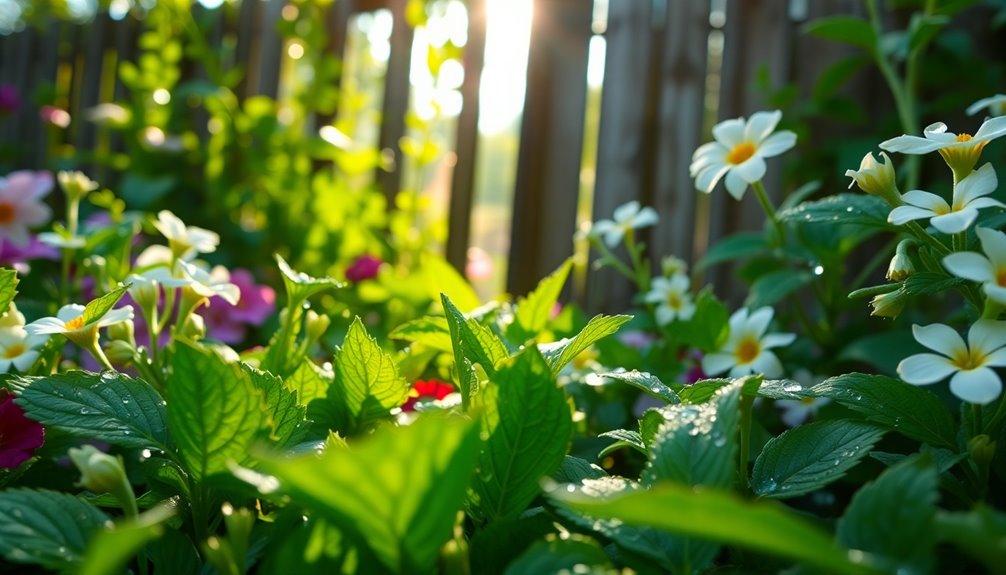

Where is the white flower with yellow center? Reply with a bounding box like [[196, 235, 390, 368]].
[[943, 227, 1006, 305], [26, 304, 133, 340], [701, 307, 795, 378], [689, 110, 797, 200], [589, 201, 658, 248], [179, 260, 241, 305], [643, 273, 695, 326], [897, 321, 1006, 405], [154, 210, 219, 261], [0, 326, 47, 372], [887, 163, 1003, 234], [880, 117, 1006, 174]]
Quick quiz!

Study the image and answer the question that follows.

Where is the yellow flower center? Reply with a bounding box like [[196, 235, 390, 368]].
[[667, 292, 682, 310], [951, 348, 984, 371], [64, 316, 86, 331], [2, 342, 25, 359], [998, 269, 1006, 288], [956, 133, 973, 143], [735, 337, 760, 364], [726, 142, 756, 165], [0, 202, 15, 225]]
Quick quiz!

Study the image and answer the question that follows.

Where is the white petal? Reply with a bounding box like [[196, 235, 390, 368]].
[[923, 122, 955, 140], [613, 201, 641, 223], [729, 363, 756, 377], [12, 350, 39, 371], [913, 323, 966, 355], [712, 117, 746, 147], [724, 169, 748, 200], [746, 307, 775, 338], [943, 252, 994, 282], [963, 197, 1006, 211], [888, 205, 935, 225], [677, 302, 696, 321], [967, 95, 1006, 116], [26, 317, 69, 336], [761, 332, 796, 349], [744, 110, 782, 143], [897, 353, 958, 384], [949, 368, 1002, 405], [931, 208, 977, 234], [603, 227, 625, 248], [750, 351, 784, 378], [695, 163, 730, 194], [727, 307, 750, 334], [973, 115, 1006, 141], [902, 190, 950, 211], [56, 304, 85, 322], [701, 352, 736, 376], [733, 156, 767, 183], [980, 346, 1006, 367], [954, 163, 997, 204], [691, 142, 724, 165], [879, 134, 945, 154], [985, 284, 1006, 305], [655, 306, 675, 326], [757, 131, 797, 157], [967, 320, 1006, 356], [633, 207, 659, 228], [97, 306, 134, 327]]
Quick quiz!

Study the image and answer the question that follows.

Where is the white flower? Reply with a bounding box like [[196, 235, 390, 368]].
[[126, 266, 191, 309], [881, 117, 1006, 174], [85, 103, 131, 126], [0, 326, 47, 372], [776, 397, 831, 428], [887, 163, 1003, 234], [179, 261, 240, 305], [897, 321, 1006, 405], [701, 307, 795, 378], [966, 95, 1006, 118], [689, 110, 796, 200], [0, 171, 53, 246], [590, 201, 658, 248], [57, 171, 99, 202], [153, 210, 219, 260], [26, 303, 133, 338], [38, 231, 86, 249], [0, 302, 25, 329], [644, 274, 695, 326], [943, 227, 1006, 305]]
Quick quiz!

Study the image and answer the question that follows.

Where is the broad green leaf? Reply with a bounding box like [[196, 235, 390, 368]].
[[509, 258, 572, 342], [639, 408, 669, 447], [539, 314, 631, 375], [17, 371, 169, 450], [672, 289, 728, 351], [777, 194, 892, 229], [698, 232, 769, 269], [468, 509, 557, 575], [504, 536, 615, 575], [837, 454, 938, 573], [472, 347, 572, 520], [256, 416, 482, 574], [0, 267, 18, 313], [746, 270, 814, 308], [552, 481, 878, 575], [167, 341, 264, 480], [275, 253, 343, 305], [751, 420, 886, 499], [147, 530, 201, 575], [551, 455, 608, 483], [334, 317, 410, 427], [900, 272, 966, 296], [837, 330, 918, 374], [81, 284, 130, 325], [598, 429, 646, 457], [758, 378, 813, 400], [677, 378, 731, 404], [596, 370, 679, 404], [812, 373, 957, 449], [423, 253, 481, 313], [0, 489, 111, 570], [388, 316, 453, 352], [79, 504, 175, 575], [802, 15, 877, 51], [286, 360, 333, 406], [936, 507, 1006, 572], [442, 294, 509, 405], [242, 363, 308, 447]]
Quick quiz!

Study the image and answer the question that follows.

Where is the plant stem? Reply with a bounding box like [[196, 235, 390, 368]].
[[752, 180, 785, 245], [905, 221, 951, 257], [738, 393, 756, 495]]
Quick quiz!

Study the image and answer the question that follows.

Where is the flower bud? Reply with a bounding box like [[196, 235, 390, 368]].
[[870, 290, 906, 318], [305, 310, 331, 342], [104, 340, 135, 367], [68, 445, 128, 494], [107, 318, 135, 345], [180, 313, 206, 340], [57, 171, 99, 203], [886, 240, 916, 281], [661, 256, 688, 278], [846, 151, 901, 207]]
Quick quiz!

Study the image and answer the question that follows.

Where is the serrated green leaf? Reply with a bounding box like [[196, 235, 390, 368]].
[[778, 194, 892, 229], [286, 360, 333, 406], [758, 379, 813, 400], [540, 314, 631, 375], [81, 284, 130, 325], [677, 378, 732, 404], [751, 420, 886, 499], [334, 317, 410, 427], [0, 267, 18, 313], [812, 373, 957, 449], [900, 272, 966, 296], [472, 347, 572, 520], [422, 253, 481, 313], [837, 454, 938, 572], [388, 316, 453, 352], [17, 371, 169, 450], [275, 253, 343, 305], [242, 363, 308, 447], [599, 429, 646, 456], [510, 258, 572, 342], [639, 408, 669, 447], [747, 270, 814, 308], [551, 455, 608, 483], [0, 489, 110, 570], [255, 416, 482, 574], [167, 341, 264, 480], [596, 370, 679, 404], [697, 232, 769, 269], [802, 15, 877, 51], [79, 504, 175, 575], [442, 294, 509, 406], [505, 536, 615, 575], [552, 481, 877, 575]]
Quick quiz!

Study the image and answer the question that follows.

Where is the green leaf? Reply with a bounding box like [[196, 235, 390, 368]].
[[778, 194, 893, 229], [672, 289, 728, 351], [509, 258, 572, 342], [812, 373, 957, 449], [242, 364, 308, 447], [334, 317, 410, 427], [17, 371, 169, 450], [422, 253, 481, 313], [746, 270, 814, 309], [936, 506, 1006, 572], [388, 316, 453, 352], [469, 510, 558, 575], [0, 489, 111, 570], [505, 536, 615, 575], [442, 293, 509, 405], [81, 283, 130, 326], [147, 530, 201, 575], [802, 15, 877, 51], [697, 232, 769, 269], [472, 347, 572, 520], [539, 314, 631, 375], [0, 267, 18, 313], [551, 456, 608, 483], [752, 420, 886, 499], [837, 454, 938, 572], [79, 504, 175, 575], [286, 360, 333, 406], [757, 378, 813, 400], [837, 329, 918, 374], [255, 416, 482, 574], [677, 378, 731, 404], [553, 481, 878, 575], [595, 370, 679, 404], [275, 253, 343, 305], [598, 429, 646, 457], [900, 271, 966, 296], [167, 341, 264, 480], [813, 55, 870, 104]]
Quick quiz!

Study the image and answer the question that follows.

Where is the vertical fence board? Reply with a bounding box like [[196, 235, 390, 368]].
[[257, 0, 284, 99], [507, 0, 593, 296], [376, 0, 414, 203]]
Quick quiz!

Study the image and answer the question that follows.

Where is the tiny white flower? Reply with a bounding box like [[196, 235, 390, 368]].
[[887, 163, 1003, 234], [134, 244, 174, 268], [590, 201, 659, 248], [943, 227, 1006, 305], [154, 210, 219, 260], [127, 266, 191, 309], [0, 326, 47, 372], [966, 94, 1006, 118], [179, 261, 240, 305], [37, 231, 86, 249], [701, 307, 795, 378], [897, 321, 1006, 405], [644, 274, 695, 326], [690, 110, 797, 200], [26, 303, 133, 338]]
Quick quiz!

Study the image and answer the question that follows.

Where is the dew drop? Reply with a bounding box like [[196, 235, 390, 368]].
[[79, 407, 90, 415], [760, 478, 778, 493], [783, 382, 803, 393], [566, 484, 576, 493]]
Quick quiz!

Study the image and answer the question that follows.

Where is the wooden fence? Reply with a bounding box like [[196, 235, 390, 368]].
[[0, 0, 971, 311]]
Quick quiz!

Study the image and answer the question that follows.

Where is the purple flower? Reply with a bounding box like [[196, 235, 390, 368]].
[[0, 234, 59, 266], [346, 254, 382, 282], [0, 85, 18, 115], [0, 389, 44, 469], [203, 269, 276, 344]]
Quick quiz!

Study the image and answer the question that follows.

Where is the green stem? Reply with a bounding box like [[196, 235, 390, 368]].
[[905, 221, 951, 257], [623, 229, 651, 293], [752, 180, 785, 245], [738, 393, 756, 495]]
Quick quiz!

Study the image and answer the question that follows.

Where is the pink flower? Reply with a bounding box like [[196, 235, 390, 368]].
[[203, 269, 276, 344], [0, 234, 59, 265], [40, 106, 71, 128], [346, 254, 382, 282], [0, 85, 18, 115], [0, 171, 53, 247], [465, 247, 493, 281], [0, 389, 44, 469]]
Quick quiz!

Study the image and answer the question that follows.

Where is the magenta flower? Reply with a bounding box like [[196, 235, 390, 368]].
[[203, 269, 276, 344], [0, 171, 53, 247], [0, 234, 59, 266], [346, 254, 382, 282], [0, 389, 44, 469], [0, 85, 18, 115], [40, 105, 71, 128]]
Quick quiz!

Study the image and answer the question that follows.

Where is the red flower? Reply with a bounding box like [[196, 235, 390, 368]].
[[0, 389, 44, 469], [345, 254, 383, 282], [401, 380, 455, 412]]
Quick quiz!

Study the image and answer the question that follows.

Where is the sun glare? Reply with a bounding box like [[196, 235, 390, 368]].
[[478, 0, 533, 134]]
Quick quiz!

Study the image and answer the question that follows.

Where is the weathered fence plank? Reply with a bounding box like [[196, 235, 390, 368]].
[[376, 0, 414, 204]]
